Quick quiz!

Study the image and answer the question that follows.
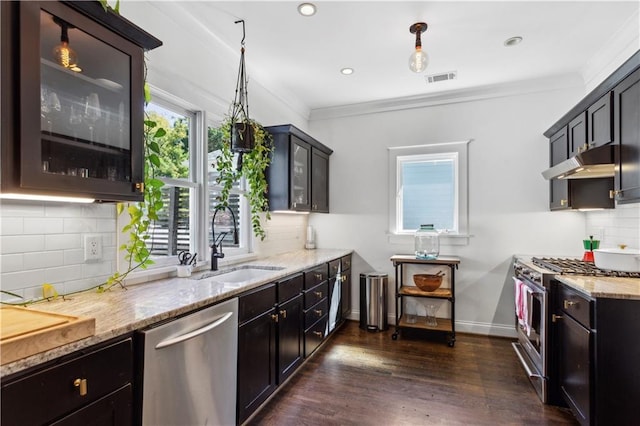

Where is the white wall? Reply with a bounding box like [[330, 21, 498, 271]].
[[308, 85, 589, 336]]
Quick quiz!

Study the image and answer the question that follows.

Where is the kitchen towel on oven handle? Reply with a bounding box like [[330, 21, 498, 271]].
[[513, 277, 532, 336]]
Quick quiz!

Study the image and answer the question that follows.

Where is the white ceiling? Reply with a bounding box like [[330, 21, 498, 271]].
[[139, 1, 640, 112]]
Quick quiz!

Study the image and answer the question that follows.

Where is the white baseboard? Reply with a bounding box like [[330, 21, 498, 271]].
[[348, 310, 517, 339]]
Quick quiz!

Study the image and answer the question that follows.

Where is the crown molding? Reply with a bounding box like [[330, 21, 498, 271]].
[[309, 73, 584, 122]]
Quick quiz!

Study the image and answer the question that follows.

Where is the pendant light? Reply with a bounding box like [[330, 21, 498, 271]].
[[52, 17, 81, 72], [409, 22, 428, 73]]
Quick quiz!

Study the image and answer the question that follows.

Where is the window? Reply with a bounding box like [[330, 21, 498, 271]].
[[207, 124, 249, 256], [143, 101, 198, 262], [388, 141, 470, 238], [116, 89, 253, 273]]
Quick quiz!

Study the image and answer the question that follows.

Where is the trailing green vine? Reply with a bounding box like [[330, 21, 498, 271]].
[[215, 117, 273, 240]]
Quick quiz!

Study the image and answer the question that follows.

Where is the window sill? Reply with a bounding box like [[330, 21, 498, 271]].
[[387, 232, 471, 246]]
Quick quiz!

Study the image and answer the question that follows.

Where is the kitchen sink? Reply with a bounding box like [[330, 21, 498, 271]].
[[198, 265, 284, 286]]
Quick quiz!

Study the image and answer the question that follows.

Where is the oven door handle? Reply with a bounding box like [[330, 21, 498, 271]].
[[512, 342, 543, 379]]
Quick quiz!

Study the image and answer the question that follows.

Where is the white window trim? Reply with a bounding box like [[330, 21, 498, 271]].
[[387, 140, 471, 246]]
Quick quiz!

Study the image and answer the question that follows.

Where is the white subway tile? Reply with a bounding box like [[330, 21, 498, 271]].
[[64, 249, 85, 265], [45, 234, 81, 250], [0, 254, 24, 272], [23, 217, 64, 234], [45, 204, 84, 218], [1, 269, 47, 291], [97, 218, 117, 233], [0, 200, 45, 217], [63, 218, 97, 233], [44, 265, 83, 283], [23, 251, 65, 270], [82, 204, 117, 219], [0, 287, 24, 303], [0, 235, 46, 254], [0, 217, 24, 235], [83, 261, 114, 278]]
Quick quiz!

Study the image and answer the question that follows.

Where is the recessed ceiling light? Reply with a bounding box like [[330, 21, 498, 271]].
[[298, 3, 316, 16], [340, 68, 354, 75], [504, 36, 523, 47]]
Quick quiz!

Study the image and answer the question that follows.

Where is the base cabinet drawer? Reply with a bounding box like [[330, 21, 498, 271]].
[[1, 338, 133, 426], [304, 281, 328, 309], [51, 384, 132, 426], [304, 298, 328, 329], [304, 315, 328, 357]]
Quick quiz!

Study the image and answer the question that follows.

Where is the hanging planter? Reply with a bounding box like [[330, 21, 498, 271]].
[[214, 19, 273, 241]]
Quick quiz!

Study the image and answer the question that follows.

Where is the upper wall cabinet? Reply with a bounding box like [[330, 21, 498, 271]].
[[266, 125, 333, 213], [0, 1, 161, 202], [544, 50, 640, 206], [612, 66, 640, 203]]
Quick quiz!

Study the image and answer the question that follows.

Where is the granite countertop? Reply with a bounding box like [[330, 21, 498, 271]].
[[1, 248, 352, 378], [554, 275, 640, 300]]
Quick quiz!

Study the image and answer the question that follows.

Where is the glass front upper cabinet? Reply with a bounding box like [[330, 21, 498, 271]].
[[0, 1, 161, 201]]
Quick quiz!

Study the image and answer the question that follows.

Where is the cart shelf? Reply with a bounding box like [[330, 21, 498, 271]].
[[390, 255, 460, 346]]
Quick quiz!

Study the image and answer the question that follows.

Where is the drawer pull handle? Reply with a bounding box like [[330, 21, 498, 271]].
[[552, 314, 563, 322], [73, 378, 88, 396], [313, 331, 323, 337], [563, 300, 577, 309], [314, 309, 323, 316], [315, 273, 323, 280], [314, 291, 323, 298], [279, 309, 287, 319], [271, 313, 279, 323]]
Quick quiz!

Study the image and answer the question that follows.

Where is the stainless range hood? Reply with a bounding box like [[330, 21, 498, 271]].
[[541, 144, 616, 180]]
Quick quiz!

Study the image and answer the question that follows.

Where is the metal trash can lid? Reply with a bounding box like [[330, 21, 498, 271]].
[[360, 271, 388, 278]]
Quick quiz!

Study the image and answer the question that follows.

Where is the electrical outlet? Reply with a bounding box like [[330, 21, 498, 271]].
[[84, 235, 102, 261]]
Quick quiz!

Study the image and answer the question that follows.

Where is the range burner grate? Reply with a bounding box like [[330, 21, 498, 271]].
[[532, 257, 640, 278]]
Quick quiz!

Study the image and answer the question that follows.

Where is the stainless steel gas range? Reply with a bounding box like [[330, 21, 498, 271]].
[[511, 255, 640, 404]]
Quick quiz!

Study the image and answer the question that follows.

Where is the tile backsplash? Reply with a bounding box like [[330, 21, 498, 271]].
[[0, 200, 117, 302], [586, 203, 640, 249], [0, 201, 308, 303]]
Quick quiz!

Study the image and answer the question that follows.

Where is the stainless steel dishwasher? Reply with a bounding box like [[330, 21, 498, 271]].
[[139, 297, 238, 426]]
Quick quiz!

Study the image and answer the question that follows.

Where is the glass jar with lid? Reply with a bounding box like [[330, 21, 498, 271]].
[[415, 224, 439, 260]]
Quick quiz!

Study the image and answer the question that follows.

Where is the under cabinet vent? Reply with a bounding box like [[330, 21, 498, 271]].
[[425, 71, 457, 84]]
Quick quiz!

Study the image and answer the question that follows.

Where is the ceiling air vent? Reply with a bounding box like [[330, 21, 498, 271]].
[[425, 71, 457, 84]]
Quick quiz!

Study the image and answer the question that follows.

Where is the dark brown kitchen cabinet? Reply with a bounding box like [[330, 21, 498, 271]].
[[554, 282, 640, 425], [549, 127, 570, 210], [266, 124, 333, 213], [237, 284, 277, 425], [587, 92, 613, 149], [568, 112, 587, 157], [547, 125, 614, 211], [0, 1, 161, 202], [303, 264, 329, 357], [1, 336, 133, 426], [311, 148, 330, 212], [612, 66, 640, 203], [276, 274, 304, 384]]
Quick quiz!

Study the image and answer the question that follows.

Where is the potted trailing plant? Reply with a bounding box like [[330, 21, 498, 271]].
[[215, 115, 273, 241], [214, 19, 273, 241]]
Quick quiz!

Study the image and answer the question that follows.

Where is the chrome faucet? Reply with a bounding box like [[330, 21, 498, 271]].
[[211, 205, 238, 271]]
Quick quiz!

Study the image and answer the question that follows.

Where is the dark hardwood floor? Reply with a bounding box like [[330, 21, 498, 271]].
[[247, 320, 577, 425]]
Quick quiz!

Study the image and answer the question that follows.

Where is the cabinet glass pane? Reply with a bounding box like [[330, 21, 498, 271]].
[[39, 9, 131, 181], [292, 143, 308, 205]]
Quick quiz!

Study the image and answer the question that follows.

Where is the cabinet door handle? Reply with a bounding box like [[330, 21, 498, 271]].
[[560, 199, 568, 206], [342, 274, 347, 281], [610, 190, 621, 199], [135, 182, 145, 193], [73, 378, 88, 396], [279, 309, 287, 319], [271, 313, 279, 323], [563, 300, 577, 309], [552, 314, 563, 322], [313, 331, 323, 337], [314, 309, 323, 316], [314, 291, 323, 298]]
